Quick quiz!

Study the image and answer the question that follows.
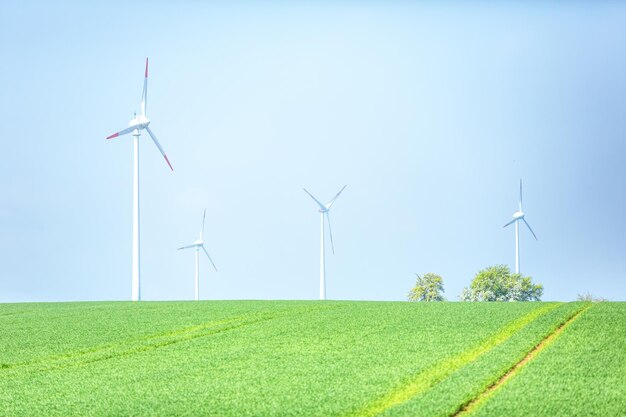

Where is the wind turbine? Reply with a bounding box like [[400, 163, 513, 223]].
[[178, 209, 217, 301], [304, 185, 347, 300], [106, 58, 173, 301], [503, 179, 537, 274]]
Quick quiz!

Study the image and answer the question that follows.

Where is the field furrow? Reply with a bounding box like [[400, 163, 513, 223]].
[[0, 301, 336, 366], [347, 302, 589, 417], [466, 302, 626, 417], [0, 303, 343, 375], [454, 303, 592, 416], [345, 303, 561, 417], [380, 302, 587, 416]]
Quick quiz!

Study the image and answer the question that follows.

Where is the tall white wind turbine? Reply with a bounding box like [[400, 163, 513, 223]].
[[304, 185, 347, 300], [106, 58, 173, 301], [503, 179, 537, 274], [178, 209, 217, 301]]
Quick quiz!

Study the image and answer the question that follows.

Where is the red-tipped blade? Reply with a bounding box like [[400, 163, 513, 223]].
[[145, 126, 173, 171], [106, 125, 135, 139], [164, 154, 173, 171]]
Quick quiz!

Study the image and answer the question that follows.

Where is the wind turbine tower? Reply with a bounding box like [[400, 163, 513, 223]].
[[106, 58, 173, 301], [178, 209, 217, 301], [304, 185, 347, 300], [503, 179, 537, 274]]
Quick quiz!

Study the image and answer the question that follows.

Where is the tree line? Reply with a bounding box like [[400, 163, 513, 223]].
[[407, 265, 543, 302]]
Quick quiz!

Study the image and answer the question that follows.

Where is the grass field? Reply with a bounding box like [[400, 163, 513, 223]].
[[0, 301, 623, 416]]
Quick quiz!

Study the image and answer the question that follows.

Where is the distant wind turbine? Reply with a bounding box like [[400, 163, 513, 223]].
[[304, 185, 347, 300], [178, 209, 217, 301], [106, 58, 173, 301], [503, 179, 537, 274]]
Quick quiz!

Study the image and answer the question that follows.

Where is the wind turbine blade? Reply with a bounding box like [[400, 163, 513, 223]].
[[141, 57, 148, 116], [145, 126, 173, 171], [200, 209, 206, 240], [326, 212, 335, 255], [178, 244, 197, 250], [522, 218, 538, 240], [503, 218, 517, 228], [202, 246, 217, 271], [326, 184, 347, 209], [106, 126, 135, 139], [519, 179, 523, 211], [303, 188, 326, 211]]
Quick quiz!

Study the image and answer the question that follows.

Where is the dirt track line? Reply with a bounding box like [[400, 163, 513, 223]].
[[453, 303, 593, 416], [0, 315, 260, 375], [344, 303, 561, 417], [0, 310, 33, 318], [0, 303, 344, 376]]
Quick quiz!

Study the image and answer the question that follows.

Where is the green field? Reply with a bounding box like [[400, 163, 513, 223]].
[[0, 301, 624, 416]]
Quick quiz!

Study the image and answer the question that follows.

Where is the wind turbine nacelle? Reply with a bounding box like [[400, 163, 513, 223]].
[[129, 115, 150, 129], [513, 211, 525, 219]]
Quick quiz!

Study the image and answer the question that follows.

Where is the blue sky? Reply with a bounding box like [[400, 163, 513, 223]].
[[1, 1, 625, 303]]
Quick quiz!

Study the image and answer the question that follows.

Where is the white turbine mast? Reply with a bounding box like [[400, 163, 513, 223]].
[[178, 209, 217, 301], [503, 179, 537, 274], [304, 185, 347, 300], [106, 58, 173, 301]]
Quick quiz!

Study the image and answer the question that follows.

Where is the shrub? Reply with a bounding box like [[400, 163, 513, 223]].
[[408, 273, 445, 302], [460, 265, 542, 302]]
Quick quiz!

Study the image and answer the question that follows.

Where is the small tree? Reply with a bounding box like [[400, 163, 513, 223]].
[[459, 265, 542, 302], [408, 273, 445, 302]]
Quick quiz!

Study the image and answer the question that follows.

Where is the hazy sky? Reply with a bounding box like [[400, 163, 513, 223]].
[[1, 1, 625, 303]]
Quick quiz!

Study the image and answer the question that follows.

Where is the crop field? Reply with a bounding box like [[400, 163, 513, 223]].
[[0, 301, 623, 416]]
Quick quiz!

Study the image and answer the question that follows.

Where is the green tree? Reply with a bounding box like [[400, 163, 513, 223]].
[[459, 265, 543, 301], [408, 273, 445, 302]]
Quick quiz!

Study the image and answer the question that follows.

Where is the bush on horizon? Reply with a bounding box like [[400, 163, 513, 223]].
[[460, 265, 543, 302], [408, 273, 445, 302]]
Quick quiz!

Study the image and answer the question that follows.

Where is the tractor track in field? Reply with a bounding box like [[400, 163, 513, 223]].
[[452, 302, 593, 416], [0, 310, 34, 318], [345, 303, 563, 417], [0, 303, 345, 376]]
